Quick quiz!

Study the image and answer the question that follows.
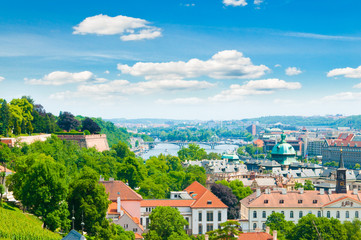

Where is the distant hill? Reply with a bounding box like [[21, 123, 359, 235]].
[[0, 202, 61, 240], [243, 115, 361, 129]]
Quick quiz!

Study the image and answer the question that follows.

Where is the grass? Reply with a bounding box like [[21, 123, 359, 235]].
[[0, 202, 61, 240]]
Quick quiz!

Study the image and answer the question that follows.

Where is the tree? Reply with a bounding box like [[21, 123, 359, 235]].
[[265, 212, 294, 240], [117, 156, 145, 188], [355, 163, 361, 169], [178, 143, 207, 161], [207, 220, 241, 240], [183, 165, 207, 189], [144, 206, 189, 240], [211, 184, 239, 219], [344, 219, 361, 240], [112, 141, 135, 160], [81, 117, 101, 134], [0, 142, 11, 204], [57, 111, 80, 131], [67, 167, 110, 236], [0, 99, 10, 136], [295, 180, 314, 190], [216, 180, 252, 201], [7, 153, 70, 231], [289, 214, 347, 240]]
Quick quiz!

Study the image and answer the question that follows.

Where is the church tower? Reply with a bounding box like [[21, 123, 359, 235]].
[[336, 147, 347, 194]]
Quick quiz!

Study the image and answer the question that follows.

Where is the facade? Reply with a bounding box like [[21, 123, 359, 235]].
[[57, 134, 109, 152], [140, 181, 228, 235]]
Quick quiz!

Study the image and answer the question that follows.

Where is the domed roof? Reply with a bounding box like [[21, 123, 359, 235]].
[[271, 133, 296, 155]]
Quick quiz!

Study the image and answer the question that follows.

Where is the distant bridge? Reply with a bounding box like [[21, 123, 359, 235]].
[[145, 141, 245, 150]]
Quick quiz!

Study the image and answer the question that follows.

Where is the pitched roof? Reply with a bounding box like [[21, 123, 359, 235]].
[[185, 181, 227, 208], [141, 199, 195, 207], [100, 180, 142, 201], [107, 203, 144, 231], [62, 230, 86, 240], [135, 233, 144, 239], [238, 232, 273, 240]]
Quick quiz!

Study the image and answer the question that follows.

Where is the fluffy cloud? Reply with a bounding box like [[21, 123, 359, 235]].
[[210, 78, 301, 102], [254, 0, 263, 5], [25, 71, 98, 85], [50, 79, 215, 100], [118, 50, 269, 80], [223, 0, 247, 7], [285, 67, 302, 76], [156, 97, 204, 105], [327, 66, 361, 78], [73, 14, 162, 41], [0, 76, 4, 82], [322, 92, 361, 101]]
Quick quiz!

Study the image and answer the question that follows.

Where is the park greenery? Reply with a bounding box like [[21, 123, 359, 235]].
[[294, 180, 315, 190], [178, 143, 222, 160]]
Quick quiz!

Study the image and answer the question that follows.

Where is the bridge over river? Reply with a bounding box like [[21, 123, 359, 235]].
[[145, 141, 245, 150]]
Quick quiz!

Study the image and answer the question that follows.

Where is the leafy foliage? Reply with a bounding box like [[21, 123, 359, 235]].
[[215, 180, 252, 201], [208, 220, 241, 240], [210, 183, 239, 219], [81, 117, 101, 134], [57, 111, 80, 132]]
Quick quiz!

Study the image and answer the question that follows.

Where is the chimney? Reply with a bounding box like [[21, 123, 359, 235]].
[[320, 188, 324, 195], [299, 188, 304, 194], [117, 197, 121, 213], [266, 226, 270, 234], [273, 230, 277, 240], [256, 188, 261, 198], [281, 188, 287, 195], [353, 188, 358, 195]]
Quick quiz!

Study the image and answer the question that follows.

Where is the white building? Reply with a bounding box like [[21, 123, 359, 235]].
[[140, 181, 228, 235]]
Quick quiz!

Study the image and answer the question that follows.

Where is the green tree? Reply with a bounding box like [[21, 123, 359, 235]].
[[266, 212, 295, 240], [112, 141, 135, 160], [67, 167, 110, 236], [57, 111, 80, 132], [207, 220, 241, 240], [81, 117, 101, 134], [216, 180, 252, 200], [178, 143, 207, 161], [117, 156, 145, 188], [289, 214, 347, 240], [355, 163, 361, 169], [145, 206, 189, 240], [0, 99, 10, 136], [344, 219, 361, 240]]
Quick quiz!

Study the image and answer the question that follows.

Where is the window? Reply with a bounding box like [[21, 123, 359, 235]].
[[262, 211, 266, 218], [262, 223, 266, 230], [290, 211, 294, 218], [281, 211, 285, 216], [317, 211, 321, 217], [346, 211, 350, 218], [185, 217, 189, 230], [218, 211, 222, 221], [264, 200, 269, 204], [313, 200, 318, 204], [299, 211, 303, 218], [140, 218, 143, 225], [207, 200, 212, 205], [207, 224, 213, 232], [336, 211, 340, 218], [253, 211, 257, 218], [146, 218, 149, 228], [356, 211, 359, 218], [124, 224, 128, 229], [279, 200, 284, 204], [199, 224, 203, 234], [253, 223, 257, 230], [327, 211, 330, 218], [207, 211, 214, 221], [298, 200, 303, 204], [133, 228, 137, 232], [199, 212, 202, 221]]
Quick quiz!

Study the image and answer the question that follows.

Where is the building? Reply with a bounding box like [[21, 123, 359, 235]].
[[62, 229, 86, 240], [322, 133, 361, 168], [140, 181, 228, 235], [240, 149, 361, 232], [238, 227, 277, 240], [100, 179, 144, 238], [271, 133, 298, 166]]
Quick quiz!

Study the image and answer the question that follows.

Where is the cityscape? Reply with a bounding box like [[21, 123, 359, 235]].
[[2, 0, 361, 240]]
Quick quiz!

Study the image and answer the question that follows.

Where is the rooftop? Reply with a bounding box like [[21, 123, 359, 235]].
[[100, 180, 143, 201]]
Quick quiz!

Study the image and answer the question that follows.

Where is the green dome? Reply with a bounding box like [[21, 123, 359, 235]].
[[271, 133, 297, 165]]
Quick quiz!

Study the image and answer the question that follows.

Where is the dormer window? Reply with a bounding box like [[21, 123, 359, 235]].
[[207, 200, 212, 205], [298, 200, 303, 204], [279, 200, 284, 204], [117, 192, 120, 195], [264, 200, 269, 204], [313, 200, 318, 204]]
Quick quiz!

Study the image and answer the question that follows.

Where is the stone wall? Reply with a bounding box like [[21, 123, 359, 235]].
[[57, 134, 110, 152], [0, 134, 51, 147]]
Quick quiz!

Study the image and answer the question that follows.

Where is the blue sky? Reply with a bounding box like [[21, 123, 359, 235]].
[[1, 0, 361, 120]]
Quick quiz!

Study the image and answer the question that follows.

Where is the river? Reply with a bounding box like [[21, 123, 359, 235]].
[[140, 143, 239, 160]]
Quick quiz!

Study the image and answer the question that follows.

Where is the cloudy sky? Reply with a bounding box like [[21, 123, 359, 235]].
[[1, 0, 361, 120]]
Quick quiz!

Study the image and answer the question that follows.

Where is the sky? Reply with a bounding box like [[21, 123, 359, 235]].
[[1, 0, 361, 120]]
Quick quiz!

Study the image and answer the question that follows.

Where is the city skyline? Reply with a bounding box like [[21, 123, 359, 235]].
[[1, 0, 361, 120]]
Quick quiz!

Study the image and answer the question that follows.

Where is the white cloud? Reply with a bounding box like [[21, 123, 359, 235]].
[[50, 79, 215, 100], [254, 0, 263, 5], [25, 71, 95, 85], [156, 97, 204, 105], [118, 50, 269, 80], [284, 32, 361, 41], [322, 92, 361, 101], [285, 67, 302, 76], [73, 14, 162, 41], [223, 0, 247, 7], [210, 78, 301, 102], [0, 76, 4, 82], [327, 66, 361, 78], [104, 70, 110, 74], [274, 64, 281, 68]]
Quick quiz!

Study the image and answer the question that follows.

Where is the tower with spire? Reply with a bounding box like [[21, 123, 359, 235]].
[[336, 145, 347, 194]]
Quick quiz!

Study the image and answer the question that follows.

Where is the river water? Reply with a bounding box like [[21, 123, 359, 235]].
[[140, 143, 239, 160]]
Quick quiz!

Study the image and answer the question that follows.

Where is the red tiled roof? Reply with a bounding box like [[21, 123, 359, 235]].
[[141, 199, 195, 207], [135, 233, 144, 239], [0, 166, 13, 173], [238, 232, 274, 240], [185, 181, 227, 208], [107, 202, 144, 231], [100, 180, 143, 201]]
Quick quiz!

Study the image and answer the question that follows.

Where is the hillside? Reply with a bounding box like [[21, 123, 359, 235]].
[[0, 202, 61, 240]]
